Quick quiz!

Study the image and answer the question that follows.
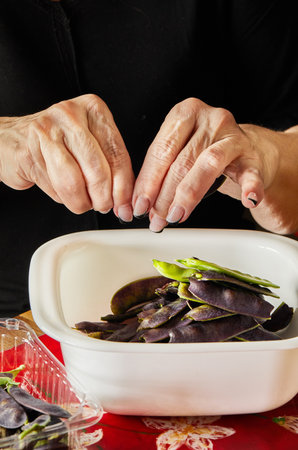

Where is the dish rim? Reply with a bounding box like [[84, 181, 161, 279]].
[[29, 228, 298, 354]]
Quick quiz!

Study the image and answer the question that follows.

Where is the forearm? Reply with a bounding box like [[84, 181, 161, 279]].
[[240, 124, 298, 235]]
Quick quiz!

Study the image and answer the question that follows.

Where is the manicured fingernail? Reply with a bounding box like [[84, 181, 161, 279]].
[[133, 196, 150, 218], [247, 192, 258, 207], [166, 205, 185, 224], [118, 204, 133, 222], [149, 214, 167, 233]]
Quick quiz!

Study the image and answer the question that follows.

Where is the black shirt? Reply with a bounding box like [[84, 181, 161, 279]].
[[1, 0, 298, 315]]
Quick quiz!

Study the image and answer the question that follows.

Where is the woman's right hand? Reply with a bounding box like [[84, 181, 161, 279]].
[[0, 94, 135, 221]]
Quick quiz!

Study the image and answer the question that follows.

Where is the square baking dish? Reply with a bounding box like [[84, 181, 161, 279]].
[[29, 229, 298, 416]]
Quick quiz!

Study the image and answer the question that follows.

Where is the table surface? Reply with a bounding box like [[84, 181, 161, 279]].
[[16, 310, 43, 336], [8, 311, 298, 450]]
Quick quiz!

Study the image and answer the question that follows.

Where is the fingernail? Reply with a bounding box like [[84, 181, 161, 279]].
[[118, 204, 133, 222], [166, 205, 185, 224], [247, 192, 258, 207], [149, 214, 167, 233], [98, 208, 111, 214], [133, 196, 150, 218]]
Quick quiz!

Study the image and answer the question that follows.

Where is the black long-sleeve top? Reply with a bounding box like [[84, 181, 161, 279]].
[[1, 0, 298, 315]]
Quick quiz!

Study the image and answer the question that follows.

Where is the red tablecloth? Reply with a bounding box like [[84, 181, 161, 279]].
[[39, 335, 298, 450]]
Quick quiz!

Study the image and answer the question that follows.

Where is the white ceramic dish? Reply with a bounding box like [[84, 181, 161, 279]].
[[29, 229, 298, 416]]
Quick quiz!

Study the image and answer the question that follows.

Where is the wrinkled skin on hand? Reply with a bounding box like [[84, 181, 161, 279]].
[[133, 98, 286, 232], [1, 95, 297, 234], [0, 94, 135, 220]]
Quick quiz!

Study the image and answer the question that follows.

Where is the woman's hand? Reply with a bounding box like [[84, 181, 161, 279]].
[[133, 97, 298, 234], [0, 94, 134, 221]]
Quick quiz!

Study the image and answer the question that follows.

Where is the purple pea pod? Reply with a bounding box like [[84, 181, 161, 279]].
[[101, 298, 168, 322], [236, 326, 281, 341], [193, 270, 279, 298], [138, 308, 159, 320], [169, 315, 259, 343], [189, 278, 274, 319], [86, 331, 113, 340], [184, 304, 235, 321], [0, 386, 27, 428], [111, 276, 169, 314], [137, 299, 188, 331], [136, 327, 171, 343], [19, 414, 52, 440], [105, 317, 140, 342], [263, 302, 294, 332], [141, 297, 170, 311], [137, 312, 192, 343], [75, 321, 125, 333], [178, 282, 205, 304], [155, 281, 179, 300], [8, 386, 71, 418]]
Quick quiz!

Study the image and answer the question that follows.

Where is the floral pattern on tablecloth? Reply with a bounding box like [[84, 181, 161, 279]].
[[273, 416, 298, 434], [38, 334, 298, 450], [79, 428, 104, 449], [142, 416, 235, 449]]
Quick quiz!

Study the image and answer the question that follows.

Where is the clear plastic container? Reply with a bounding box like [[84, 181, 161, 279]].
[[0, 318, 103, 449]]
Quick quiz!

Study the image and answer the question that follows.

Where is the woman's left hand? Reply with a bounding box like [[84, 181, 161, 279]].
[[133, 98, 298, 234], [133, 97, 281, 232]]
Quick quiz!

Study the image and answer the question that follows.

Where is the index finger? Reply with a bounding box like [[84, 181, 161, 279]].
[[87, 101, 135, 221], [132, 103, 196, 217]]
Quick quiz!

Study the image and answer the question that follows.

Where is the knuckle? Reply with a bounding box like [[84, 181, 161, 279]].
[[169, 155, 193, 181], [83, 93, 102, 105], [84, 160, 109, 188], [30, 116, 50, 135], [213, 107, 235, 128], [152, 137, 179, 163], [56, 176, 79, 196], [85, 94, 108, 116], [87, 100, 113, 128], [105, 142, 127, 167], [243, 165, 262, 180], [49, 100, 74, 117], [43, 101, 82, 134], [58, 181, 91, 216], [182, 97, 202, 110], [172, 97, 202, 117], [203, 145, 226, 172], [154, 195, 171, 213], [87, 177, 102, 190], [30, 116, 63, 144]]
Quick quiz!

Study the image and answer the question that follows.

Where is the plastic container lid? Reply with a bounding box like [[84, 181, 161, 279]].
[[0, 318, 103, 449]]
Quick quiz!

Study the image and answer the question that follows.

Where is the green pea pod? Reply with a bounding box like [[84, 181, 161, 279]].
[[0, 376, 19, 389], [19, 414, 51, 440], [1, 364, 25, 380], [152, 259, 199, 282], [176, 257, 279, 288]]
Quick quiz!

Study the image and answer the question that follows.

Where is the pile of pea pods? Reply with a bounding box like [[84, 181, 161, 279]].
[[75, 257, 294, 343], [0, 365, 70, 448]]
